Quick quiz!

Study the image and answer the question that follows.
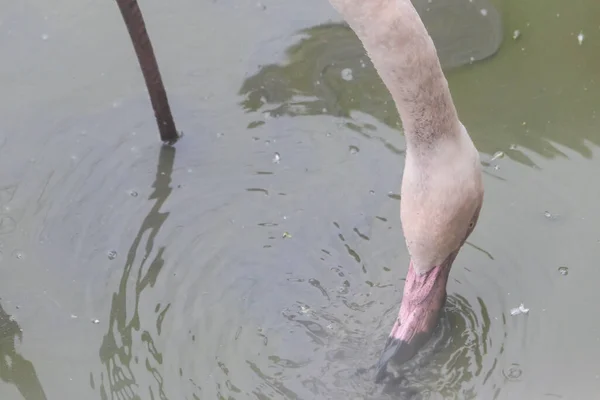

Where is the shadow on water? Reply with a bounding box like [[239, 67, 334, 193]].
[[96, 145, 175, 400], [0, 302, 47, 400]]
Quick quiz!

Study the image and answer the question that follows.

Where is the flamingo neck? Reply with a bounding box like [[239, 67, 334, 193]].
[[329, 0, 462, 157]]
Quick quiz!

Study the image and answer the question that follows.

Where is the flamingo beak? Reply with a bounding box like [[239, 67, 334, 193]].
[[374, 253, 457, 383]]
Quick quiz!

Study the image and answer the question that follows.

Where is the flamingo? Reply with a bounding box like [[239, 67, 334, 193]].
[[115, 0, 484, 384], [326, 0, 485, 382]]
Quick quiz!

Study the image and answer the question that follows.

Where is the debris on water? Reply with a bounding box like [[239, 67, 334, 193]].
[[510, 303, 529, 316], [107, 250, 117, 260], [349, 145, 359, 154], [299, 304, 310, 314], [129, 190, 138, 197], [92, 319, 100, 324], [71, 314, 78, 319], [558, 266, 569, 276], [491, 151, 505, 161], [513, 30, 521, 40], [480, 8, 488, 16], [543, 210, 557, 220], [341, 68, 354, 81], [12, 250, 24, 260], [577, 31, 584, 45], [282, 232, 292, 239], [272, 152, 280, 163]]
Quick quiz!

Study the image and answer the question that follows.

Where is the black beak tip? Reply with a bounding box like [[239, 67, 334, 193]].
[[374, 364, 389, 384], [374, 334, 429, 383]]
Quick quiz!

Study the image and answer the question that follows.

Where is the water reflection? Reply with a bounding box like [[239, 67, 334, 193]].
[[0, 302, 47, 400], [238, 15, 501, 152], [95, 145, 175, 400], [239, 6, 600, 165]]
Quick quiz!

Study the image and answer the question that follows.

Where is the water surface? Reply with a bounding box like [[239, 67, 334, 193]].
[[1, 0, 599, 399]]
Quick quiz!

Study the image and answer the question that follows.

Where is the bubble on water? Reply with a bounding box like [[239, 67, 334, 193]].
[[577, 32, 584, 45], [129, 190, 138, 197], [272, 152, 280, 163], [349, 145, 360, 154], [216, 132, 224, 138], [369, 190, 375, 195], [513, 30, 521, 40], [480, 8, 488, 16], [558, 266, 569, 276], [107, 250, 117, 260], [41, 33, 49, 40], [92, 319, 100, 324], [503, 364, 523, 381], [341, 68, 354, 81]]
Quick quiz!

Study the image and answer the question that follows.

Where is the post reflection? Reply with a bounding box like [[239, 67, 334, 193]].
[[0, 302, 47, 400], [95, 145, 176, 400]]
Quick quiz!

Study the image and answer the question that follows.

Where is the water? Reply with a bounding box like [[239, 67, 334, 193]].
[[1, 0, 599, 399]]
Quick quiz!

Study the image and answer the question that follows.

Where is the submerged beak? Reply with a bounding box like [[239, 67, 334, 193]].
[[375, 253, 457, 383]]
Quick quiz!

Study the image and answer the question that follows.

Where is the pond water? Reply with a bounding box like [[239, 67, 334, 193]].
[[1, 0, 599, 399]]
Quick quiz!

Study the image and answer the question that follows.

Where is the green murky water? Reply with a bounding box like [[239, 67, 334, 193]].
[[1, 0, 599, 399]]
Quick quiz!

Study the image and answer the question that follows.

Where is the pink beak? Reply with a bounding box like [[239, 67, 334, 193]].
[[375, 252, 458, 382]]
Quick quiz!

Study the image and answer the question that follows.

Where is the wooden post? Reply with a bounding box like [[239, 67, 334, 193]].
[[115, 0, 180, 144]]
